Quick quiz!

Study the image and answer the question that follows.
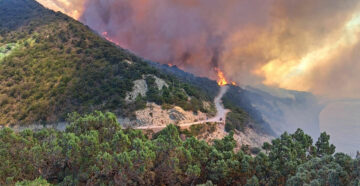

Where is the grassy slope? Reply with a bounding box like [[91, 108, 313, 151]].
[[0, 0, 213, 125]]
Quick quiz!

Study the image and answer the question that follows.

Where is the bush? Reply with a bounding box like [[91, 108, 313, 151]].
[[250, 147, 261, 155], [225, 111, 248, 132]]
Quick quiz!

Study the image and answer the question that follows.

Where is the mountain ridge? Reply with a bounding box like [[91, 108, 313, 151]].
[[0, 0, 217, 126], [0, 0, 275, 139]]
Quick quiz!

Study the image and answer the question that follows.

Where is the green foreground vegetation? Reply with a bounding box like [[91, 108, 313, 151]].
[[0, 111, 359, 185]]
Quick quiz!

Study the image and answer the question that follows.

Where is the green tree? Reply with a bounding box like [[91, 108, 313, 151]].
[[262, 142, 272, 154], [267, 129, 314, 185], [246, 176, 259, 186], [1, 111, 360, 185], [213, 131, 236, 152], [315, 132, 336, 157]]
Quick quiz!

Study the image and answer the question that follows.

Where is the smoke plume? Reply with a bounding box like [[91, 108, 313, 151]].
[[37, 0, 360, 98]]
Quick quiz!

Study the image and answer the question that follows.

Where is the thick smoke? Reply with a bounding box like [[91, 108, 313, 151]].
[[38, 0, 360, 98], [75, 0, 275, 81]]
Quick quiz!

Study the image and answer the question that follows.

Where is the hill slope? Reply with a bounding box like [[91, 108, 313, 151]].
[[149, 63, 275, 135], [0, 0, 214, 125], [243, 85, 322, 138]]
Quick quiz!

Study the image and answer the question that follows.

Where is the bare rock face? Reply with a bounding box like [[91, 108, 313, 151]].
[[151, 75, 168, 90], [120, 103, 208, 127], [196, 123, 273, 149], [233, 127, 273, 149], [168, 108, 186, 121], [125, 79, 148, 102], [125, 75, 168, 103]]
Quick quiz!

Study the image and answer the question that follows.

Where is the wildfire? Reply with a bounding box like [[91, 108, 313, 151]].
[[214, 67, 229, 86], [102, 32, 120, 46]]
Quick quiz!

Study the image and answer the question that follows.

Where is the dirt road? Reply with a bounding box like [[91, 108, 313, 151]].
[[135, 86, 230, 131]]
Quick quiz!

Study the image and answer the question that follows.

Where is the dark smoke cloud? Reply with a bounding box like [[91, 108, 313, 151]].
[[38, 0, 360, 98], [78, 0, 272, 79]]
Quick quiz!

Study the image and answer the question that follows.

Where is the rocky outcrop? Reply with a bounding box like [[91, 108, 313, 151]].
[[196, 123, 273, 149], [151, 75, 168, 90], [125, 79, 148, 102], [119, 103, 209, 128], [125, 75, 169, 102]]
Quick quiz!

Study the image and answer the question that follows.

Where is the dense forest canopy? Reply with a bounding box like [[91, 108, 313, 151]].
[[0, 111, 359, 185]]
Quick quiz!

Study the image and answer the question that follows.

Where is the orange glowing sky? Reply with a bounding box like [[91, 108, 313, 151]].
[[36, 0, 85, 19], [257, 12, 360, 92], [36, 0, 360, 98]]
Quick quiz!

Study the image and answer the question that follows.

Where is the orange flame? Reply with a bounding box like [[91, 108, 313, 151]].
[[214, 67, 229, 86], [102, 32, 121, 46]]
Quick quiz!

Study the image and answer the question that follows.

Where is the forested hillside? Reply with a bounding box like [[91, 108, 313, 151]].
[[150, 63, 275, 135], [0, 111, 359, 185], [0, 0, 213, 125], [0, 1, 359, 185]]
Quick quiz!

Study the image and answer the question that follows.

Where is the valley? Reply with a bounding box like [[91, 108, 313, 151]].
[[1, 0, 360, 185]]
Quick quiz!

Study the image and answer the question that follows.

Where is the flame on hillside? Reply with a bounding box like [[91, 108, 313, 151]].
[[102, 32, 121, 46], [37, 0, 360, 98], [214, 68, 228, 86]]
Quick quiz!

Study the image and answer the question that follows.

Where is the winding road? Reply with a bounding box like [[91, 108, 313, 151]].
[[135, 86, 230, 131]]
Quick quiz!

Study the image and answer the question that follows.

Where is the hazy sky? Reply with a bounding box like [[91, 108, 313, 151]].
[[320, 101, 360, 154], [37, 0, 360, 99]]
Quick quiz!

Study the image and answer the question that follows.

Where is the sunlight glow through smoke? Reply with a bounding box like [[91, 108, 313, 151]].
[[259, 12, 360, 92]]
